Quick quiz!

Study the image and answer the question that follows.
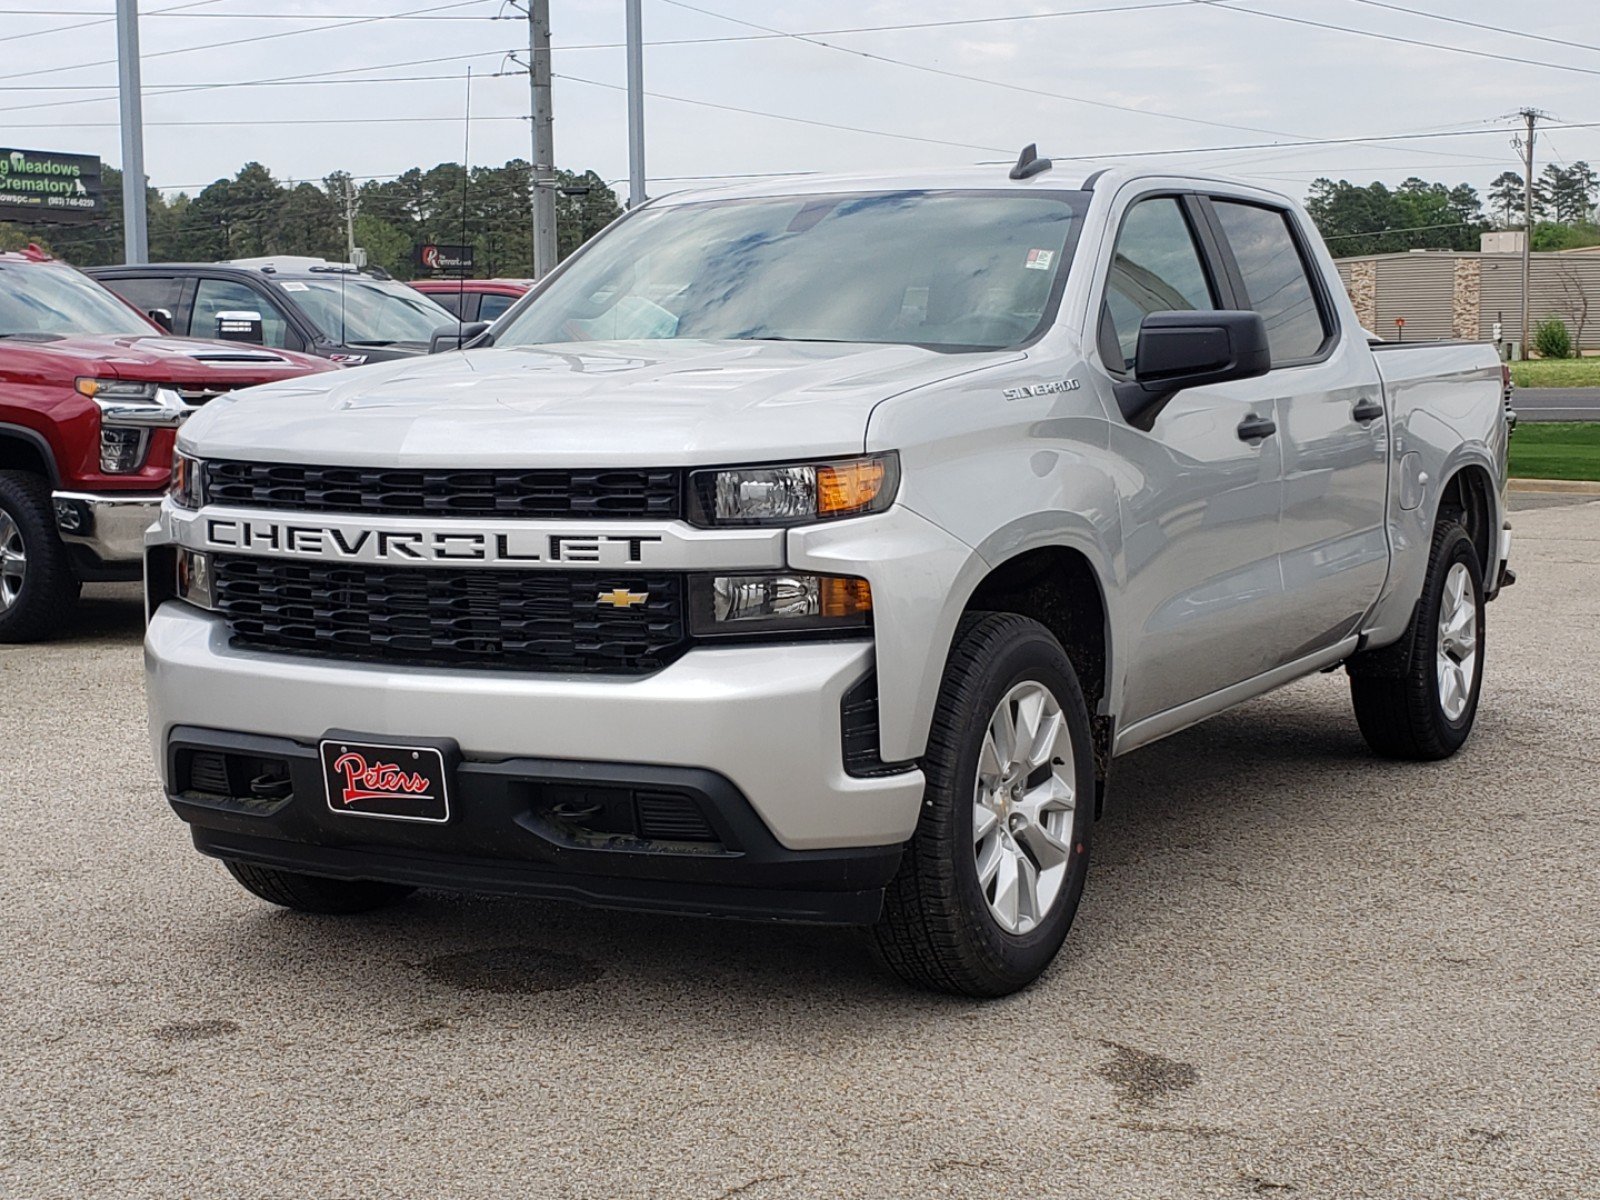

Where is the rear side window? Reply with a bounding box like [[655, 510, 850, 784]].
[[478, 292, 517, 322], [1211, 201, 1330, 363], [1101, 196, 1217, 373], [427, 291, 464, 319]]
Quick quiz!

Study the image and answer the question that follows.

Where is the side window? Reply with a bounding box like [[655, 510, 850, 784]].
[[1211, 201, 1330, 363], [478, 292, 516, 322], [427, 291, 464, 319], [189, 278, 292, 349], [102, 275, 182, 323], [1101, 197, 1217, 373]]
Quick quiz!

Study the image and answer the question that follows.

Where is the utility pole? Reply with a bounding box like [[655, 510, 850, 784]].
[[626, 0, 646, 208], [343, 177, 360, 266], [1516, 107, 1547, 359], [527, 0, 557, 279], [115, 0, 148, 264]]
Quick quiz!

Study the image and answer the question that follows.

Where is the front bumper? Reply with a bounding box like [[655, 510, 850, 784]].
[[146, 602, 925, 854], [53, 490, 161, 573], [167, 727, 902, 924]]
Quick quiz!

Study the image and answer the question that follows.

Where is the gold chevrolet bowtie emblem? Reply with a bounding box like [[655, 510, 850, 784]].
[[597, 588, 649, 609]]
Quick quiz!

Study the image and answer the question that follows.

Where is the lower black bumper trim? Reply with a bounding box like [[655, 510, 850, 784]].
[[192, 829, 894, 924]]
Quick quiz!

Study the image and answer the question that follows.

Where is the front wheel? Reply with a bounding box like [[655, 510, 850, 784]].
[[873, 613, 1094, 997], [0, 471, 80, 643], [1348, 519, 1485, 760]]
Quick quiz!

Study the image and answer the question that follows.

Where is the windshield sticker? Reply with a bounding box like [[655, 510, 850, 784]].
[[282, 281, 309, 291], [1024, 249, 1054, 270]]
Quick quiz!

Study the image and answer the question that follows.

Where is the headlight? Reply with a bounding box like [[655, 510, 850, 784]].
[[99, 427, 148, 473], [76, 377, 160, 401], [688, 453, 899, 527], [171, 450, 206, 509], [176, 548, 216, 611], [689, 573, 872, 637]]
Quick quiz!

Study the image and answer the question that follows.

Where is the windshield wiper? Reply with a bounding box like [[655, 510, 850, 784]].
[[345, 339, 400, 347]]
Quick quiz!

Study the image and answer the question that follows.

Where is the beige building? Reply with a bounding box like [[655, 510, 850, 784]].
[[1334, 249, 1600, 350]]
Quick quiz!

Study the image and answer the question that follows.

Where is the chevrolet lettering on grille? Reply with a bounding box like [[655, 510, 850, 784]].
[[202, 517, 665, 566]]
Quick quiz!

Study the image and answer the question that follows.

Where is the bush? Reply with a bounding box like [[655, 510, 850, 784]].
[[1535, 318, 1573, 360]]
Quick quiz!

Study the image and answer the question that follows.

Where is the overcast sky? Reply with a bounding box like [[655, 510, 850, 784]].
[[4, 0, 1598, 205]]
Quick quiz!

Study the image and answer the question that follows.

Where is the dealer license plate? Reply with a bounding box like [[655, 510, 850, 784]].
[[320, 738, 451, 823]]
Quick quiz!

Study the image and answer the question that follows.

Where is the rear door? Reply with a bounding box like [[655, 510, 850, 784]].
[[1204, 196, 1388, 653]]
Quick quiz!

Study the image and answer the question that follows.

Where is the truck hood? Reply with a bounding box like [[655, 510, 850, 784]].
[[1, 332, 329, 382], [181, 339, 1019, 466]]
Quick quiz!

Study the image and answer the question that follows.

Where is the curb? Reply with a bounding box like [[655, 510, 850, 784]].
[[1508, 477, 1600, 495]]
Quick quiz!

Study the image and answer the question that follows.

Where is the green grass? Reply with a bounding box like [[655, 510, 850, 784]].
[[1509, 358, 1600, 388], [1508, 422, 1600, 481]]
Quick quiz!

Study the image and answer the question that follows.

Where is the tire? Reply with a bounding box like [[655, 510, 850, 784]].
[[873, 613, 1094, 997], [222, 860, 416, 915], [0, 470, 80, 644], [1348, 520, 1485, 760]]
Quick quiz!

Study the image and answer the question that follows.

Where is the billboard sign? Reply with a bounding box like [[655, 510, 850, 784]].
[[415, 242, 474, 273], [0, 147, 103, 226]]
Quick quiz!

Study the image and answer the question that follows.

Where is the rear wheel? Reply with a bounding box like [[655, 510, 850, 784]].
[[1348, 520, 1484, 760], [0, 471, 80, 643], [873, 613, 1093, 997], [223, 860, 416, 915]]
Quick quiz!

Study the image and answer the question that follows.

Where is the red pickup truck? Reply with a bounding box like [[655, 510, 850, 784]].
[[0, 247, 335, 641]]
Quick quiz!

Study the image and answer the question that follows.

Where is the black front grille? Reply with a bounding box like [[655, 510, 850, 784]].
[[212, 555, 688, 674], [204, 460, 684, 520]]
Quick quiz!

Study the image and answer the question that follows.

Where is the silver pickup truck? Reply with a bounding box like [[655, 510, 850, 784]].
[[144, 156, 1513, 996]]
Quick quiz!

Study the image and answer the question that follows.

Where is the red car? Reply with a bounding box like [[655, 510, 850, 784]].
[[410, 278, 531, 325], [0, 246, 336, 641]]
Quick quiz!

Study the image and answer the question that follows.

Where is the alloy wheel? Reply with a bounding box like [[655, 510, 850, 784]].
[[973, 681, 1078, 935], [0, 510, 25, 612], [1436, 560, 1479, 722]]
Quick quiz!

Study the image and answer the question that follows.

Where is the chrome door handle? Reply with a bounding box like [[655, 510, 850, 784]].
[[1236, 413, 1277, 442]]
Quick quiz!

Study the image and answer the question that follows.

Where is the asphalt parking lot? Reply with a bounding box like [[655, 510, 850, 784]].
[[3, 498, 1597, 1200]]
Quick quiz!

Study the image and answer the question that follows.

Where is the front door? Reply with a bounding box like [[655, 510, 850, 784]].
[[1094, 193, 1287, 726]]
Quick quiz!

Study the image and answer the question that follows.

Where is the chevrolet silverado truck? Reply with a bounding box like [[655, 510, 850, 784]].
[[144, 157, 1512, 996], [0, 247, 334, 640]]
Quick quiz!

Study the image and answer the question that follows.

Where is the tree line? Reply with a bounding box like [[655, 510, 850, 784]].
[[0, 159, 623, 279], [1305, 164, 1599, 258]]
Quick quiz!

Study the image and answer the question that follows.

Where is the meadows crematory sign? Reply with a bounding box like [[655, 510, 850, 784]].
[[0, 147, 103, 226]]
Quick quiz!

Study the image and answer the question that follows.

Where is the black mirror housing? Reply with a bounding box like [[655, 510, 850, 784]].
[[1118, 309, 1271, 429], [429, 320, 492, 354]]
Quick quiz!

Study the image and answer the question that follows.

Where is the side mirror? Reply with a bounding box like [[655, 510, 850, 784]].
[[215, 310, 264, 344], [148, 307, 174, 332], [1116, 309, 1270, 429], [429, 320, 491, 354]]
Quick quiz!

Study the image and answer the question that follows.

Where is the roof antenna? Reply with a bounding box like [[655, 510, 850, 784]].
[[1009, 143, 1052, 181]]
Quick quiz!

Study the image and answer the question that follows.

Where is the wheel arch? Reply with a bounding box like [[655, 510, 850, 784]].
[[959, 544, 1115, 813], [0, 423, 60, 487], [1434, 461, 1496, 572]]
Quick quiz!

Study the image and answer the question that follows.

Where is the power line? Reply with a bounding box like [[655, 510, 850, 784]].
[[0, 6, 509, 15], [0, 0, 223, 45], [1189, 0, 1600, 80], [552, 71, 1012, 154], [1322, 220, 1474, 241], [0, 0, 497, 82], [1338, 0, 1600, 60], [653, 0, 1511, 168], [657, 0, 1322, 146], [0, 49, 515, 115]]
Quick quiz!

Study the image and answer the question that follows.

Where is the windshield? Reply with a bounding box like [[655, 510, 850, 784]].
[[493, 190, 1089, 352], [288, 277, 455, 346], [0, 261, 156, 338]]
